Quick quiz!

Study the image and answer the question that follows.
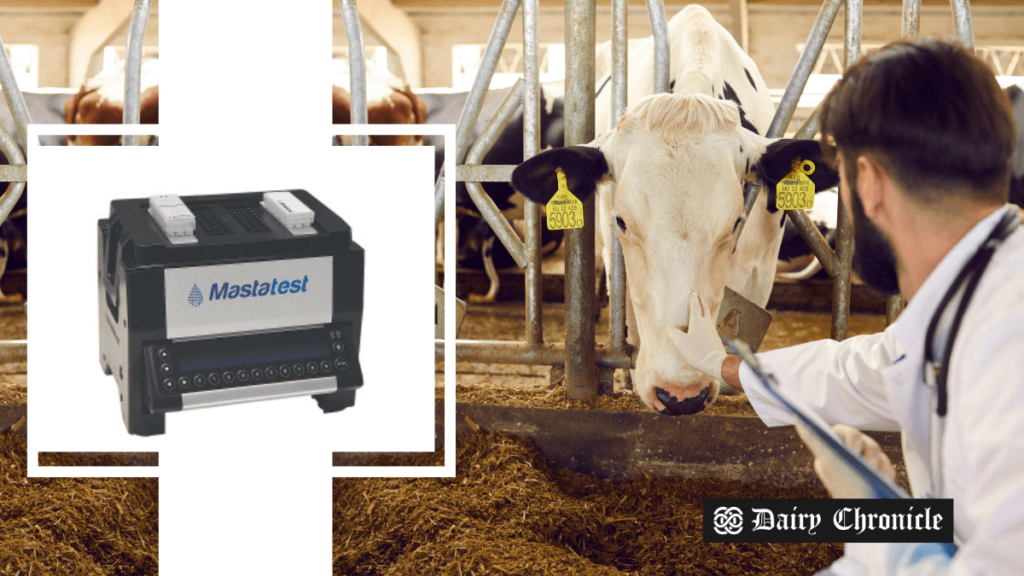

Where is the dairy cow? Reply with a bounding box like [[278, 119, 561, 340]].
[[512, 5, 839, 415], [64, 59, 159, 146], [332, 60, 426, 147]]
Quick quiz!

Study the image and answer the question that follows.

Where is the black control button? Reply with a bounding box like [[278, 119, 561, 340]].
[[161, 378, 175, 391], [223, 371, 236, 384], [178, 376, 190, 389], [293, 364, 305, 376], [332, 341, 345, 353], [279, 365, 292, 378], [307, 362, 319, 374], [157, 348, 171, 361], [334, 357, 349, 371], [265, 366, 278, 379], [237, 370, 250, 382], [160, 363, 174, 376], [209, 373, 221, 386], [194, 374, 206, 388], [251, 368, 262, 380], [320, 360, 332, 373]]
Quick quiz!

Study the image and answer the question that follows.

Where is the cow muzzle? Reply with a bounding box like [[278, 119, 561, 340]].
[[651, 378, 719, 416]]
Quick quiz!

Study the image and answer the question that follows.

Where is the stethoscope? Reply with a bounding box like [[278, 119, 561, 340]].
[[921, 207, 1020, 521]]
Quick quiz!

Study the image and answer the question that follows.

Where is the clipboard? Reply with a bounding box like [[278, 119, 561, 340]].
[[726, 338, 912, 500]]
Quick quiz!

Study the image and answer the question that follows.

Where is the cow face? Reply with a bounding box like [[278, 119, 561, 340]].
[[512, 93, 838, 415]]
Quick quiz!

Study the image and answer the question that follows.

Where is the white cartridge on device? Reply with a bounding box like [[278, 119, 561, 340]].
[[149, 194, 197, 243], [262, 191, 316, 235]]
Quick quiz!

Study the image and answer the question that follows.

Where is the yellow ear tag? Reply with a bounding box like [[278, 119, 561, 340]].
[[775, 158, 816, 210], [546, 168, 585, 230]]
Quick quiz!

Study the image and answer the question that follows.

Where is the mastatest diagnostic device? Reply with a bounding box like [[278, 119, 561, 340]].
[[99, 190, 364, 436]]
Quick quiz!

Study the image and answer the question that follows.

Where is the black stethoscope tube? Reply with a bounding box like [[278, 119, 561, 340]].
[[923, 209, 1021, 417]]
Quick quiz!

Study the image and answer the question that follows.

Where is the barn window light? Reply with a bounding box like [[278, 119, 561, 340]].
[[101, 45, 159, 76], [3, 44, 38, 90], [452, 43, 566, 90], [332, 45, 392, 78]]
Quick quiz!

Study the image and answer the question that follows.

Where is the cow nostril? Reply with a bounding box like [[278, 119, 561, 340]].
[[655, 386, 710, 416]]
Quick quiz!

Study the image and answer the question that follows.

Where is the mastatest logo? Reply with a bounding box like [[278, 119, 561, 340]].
[[188, 275, 310, 306]]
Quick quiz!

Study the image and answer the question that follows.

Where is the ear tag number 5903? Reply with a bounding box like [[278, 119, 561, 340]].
[[546, 168, 585, 231]]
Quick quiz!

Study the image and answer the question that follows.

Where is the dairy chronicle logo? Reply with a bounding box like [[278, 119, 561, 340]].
[[713, 506, 744, 535]]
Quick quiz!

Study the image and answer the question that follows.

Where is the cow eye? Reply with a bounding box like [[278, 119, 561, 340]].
[[616, 216, 627, 232]]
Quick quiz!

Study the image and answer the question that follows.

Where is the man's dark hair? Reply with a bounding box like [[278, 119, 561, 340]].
[[820, 38, 1014, 205]]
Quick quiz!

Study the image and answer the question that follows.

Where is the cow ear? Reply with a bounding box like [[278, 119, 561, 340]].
[[749, 139, 840, 212], [512, 145, 610, 204]]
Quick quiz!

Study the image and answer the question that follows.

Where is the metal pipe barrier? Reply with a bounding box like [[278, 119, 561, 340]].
[[950, 0, 975, 50], [456, 0, 522, 165], [442, 0, 978, 382], [609, 0, 629, 353], [123, 0, 152, 147], [887, 0, 923, 325], [902, 0, 921, 37], [0, 35, 27, 223], [442, 340, 635, 370], [434, 167, 445, 229], [463, 80, 529, 269], [523, 0, 544, 345], [339, 0, 369, 147], [767, 0, 844, 138], [0, 37, 29, 148], [645, 0, 670, 94], [0, 119, 25, 223], [563, 0, 597, 399], [830, 0, 861, 341]]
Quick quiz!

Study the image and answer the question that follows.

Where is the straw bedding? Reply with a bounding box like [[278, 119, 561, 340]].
[[334, 430, 841, 575], [0, 432, 158, 575]]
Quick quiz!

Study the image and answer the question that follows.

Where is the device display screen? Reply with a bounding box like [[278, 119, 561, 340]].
[[178, 341, 329, 372]]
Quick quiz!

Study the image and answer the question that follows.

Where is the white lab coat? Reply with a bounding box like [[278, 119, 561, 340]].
[[742, 205, 1024, 575]]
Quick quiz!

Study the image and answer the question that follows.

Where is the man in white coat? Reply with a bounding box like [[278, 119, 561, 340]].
[[672, 38, 1024, 574]]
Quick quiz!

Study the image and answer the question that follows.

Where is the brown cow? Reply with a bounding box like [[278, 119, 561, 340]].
[[332, 60, 426, 146], [64, 60, 159, 146]]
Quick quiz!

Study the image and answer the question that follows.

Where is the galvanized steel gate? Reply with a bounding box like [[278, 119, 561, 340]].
[[409, 0, 979, 399], [0, 0, 154, 365]]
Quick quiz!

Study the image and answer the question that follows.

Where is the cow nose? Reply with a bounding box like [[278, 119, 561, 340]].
[[655, 386, 711, 416]]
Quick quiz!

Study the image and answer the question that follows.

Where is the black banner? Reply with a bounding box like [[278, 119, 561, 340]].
[[703, 499, 954, 543]]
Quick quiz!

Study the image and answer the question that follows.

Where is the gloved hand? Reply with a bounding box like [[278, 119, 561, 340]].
[[666, 292, 728, 382], [795, 422, 897, 499]]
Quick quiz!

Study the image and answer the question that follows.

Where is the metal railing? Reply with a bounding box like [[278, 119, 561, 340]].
[[421, 0, 974, 393], [0, 34, 29, 363], [123, 0, 152, 147]]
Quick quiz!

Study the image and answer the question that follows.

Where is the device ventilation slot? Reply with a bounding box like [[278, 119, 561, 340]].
[[193, 208, 233, 236], [225, 203, 272, 233]]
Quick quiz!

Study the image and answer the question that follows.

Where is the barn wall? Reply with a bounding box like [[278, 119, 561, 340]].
[[0, 12, 80, 88], [399, 3, 1024, 88], [0, 10, 160, 88], [748, 6, 1024, 87]]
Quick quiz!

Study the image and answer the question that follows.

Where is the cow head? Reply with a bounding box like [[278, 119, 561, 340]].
[[512, 93, 838, 415]]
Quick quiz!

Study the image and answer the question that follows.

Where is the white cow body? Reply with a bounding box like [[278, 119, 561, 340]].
[[594, 6, 783, 411], [512, 5, 839, 415]]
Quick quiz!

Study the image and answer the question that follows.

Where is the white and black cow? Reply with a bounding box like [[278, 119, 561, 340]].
[[512, 5, 839, 415], [423, 86, 565, 301]]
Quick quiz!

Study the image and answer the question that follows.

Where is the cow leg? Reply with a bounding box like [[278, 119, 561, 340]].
[[0, 238, 16, 303], [468, 236, 500, 304]]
